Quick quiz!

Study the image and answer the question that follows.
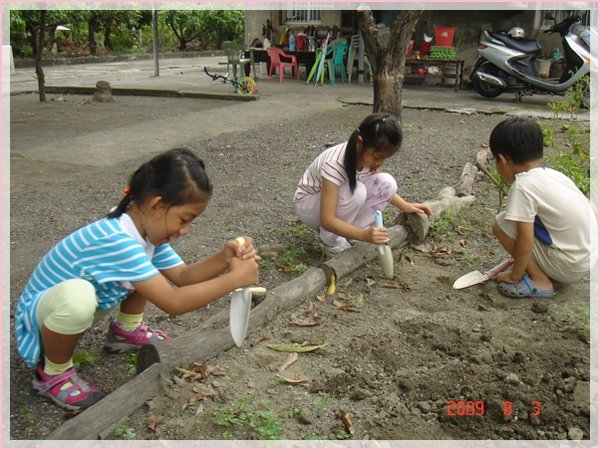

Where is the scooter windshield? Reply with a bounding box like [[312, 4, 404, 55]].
[[578, 28, 590, 50]]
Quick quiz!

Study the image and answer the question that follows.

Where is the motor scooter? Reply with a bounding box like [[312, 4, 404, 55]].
[[470, 14, 591, 107]]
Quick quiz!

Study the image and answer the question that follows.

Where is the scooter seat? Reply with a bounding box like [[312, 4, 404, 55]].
[[489, 32, 542, 54]]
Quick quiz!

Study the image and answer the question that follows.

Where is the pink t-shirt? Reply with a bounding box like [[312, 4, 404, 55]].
[[294, 142, 368, 200]]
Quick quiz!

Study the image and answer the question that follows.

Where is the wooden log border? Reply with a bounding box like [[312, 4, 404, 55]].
[[46, 169, 480, 440]]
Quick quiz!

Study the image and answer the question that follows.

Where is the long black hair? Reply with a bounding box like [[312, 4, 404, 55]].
[[107, 148, 212, 218], [343, 112, 403, 193]]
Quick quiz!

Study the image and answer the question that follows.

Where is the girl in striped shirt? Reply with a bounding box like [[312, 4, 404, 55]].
[[14, 148, 260, 411], [295, 113, 431, 253]]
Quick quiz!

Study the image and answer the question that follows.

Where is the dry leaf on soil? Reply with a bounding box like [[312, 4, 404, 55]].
[[267, 342, 328, 353], [147, 415, 164, 431], [333, 299, 361, 313], [276, 375, 310, 387], [340, 410, 356, 435], [277, 352, 299, 372]]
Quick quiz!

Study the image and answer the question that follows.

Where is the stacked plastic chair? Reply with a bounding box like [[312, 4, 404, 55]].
[[346, 34, 372, 83], [327, 41, 348, 85]]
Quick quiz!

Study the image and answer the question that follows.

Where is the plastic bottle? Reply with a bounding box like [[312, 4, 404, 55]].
[[288, 32, 296, 51]]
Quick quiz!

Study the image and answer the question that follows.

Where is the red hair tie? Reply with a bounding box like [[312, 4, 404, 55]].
[[123, 186, 131, 195]]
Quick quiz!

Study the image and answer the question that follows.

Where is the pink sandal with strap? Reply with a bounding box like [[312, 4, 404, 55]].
[[104, 320, 171, 353], [32, 364, 105, 410]]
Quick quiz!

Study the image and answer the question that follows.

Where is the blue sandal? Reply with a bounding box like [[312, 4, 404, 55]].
[[497, 273, 554, 298]]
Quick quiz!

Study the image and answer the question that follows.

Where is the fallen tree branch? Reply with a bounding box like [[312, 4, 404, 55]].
[[456, 162, 480, 197], [475, 148, 507, 196]]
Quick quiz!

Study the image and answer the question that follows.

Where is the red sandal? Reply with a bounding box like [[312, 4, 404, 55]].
[[104, 320, 170, 353], [32, 363, 105, 411]]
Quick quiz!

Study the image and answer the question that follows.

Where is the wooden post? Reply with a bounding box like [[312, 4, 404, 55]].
[[93, 80, 113, 103]]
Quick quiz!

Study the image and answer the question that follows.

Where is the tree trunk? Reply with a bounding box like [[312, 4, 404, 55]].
[[27, 23, 38, 55], [372, 72, 405, 117], [35, 11, 47, 102], [357, 9, 423, 120], [88, 14, 99, 56], [103, 24, 112, 50], [47, 26, 56, 51]]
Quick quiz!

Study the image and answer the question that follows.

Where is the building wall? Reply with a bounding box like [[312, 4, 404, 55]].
[[245, 9, 567, 68], [245, 10, 342, 47]]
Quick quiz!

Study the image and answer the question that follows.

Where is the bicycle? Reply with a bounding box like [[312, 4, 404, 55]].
[[203, 67, 256, 95]]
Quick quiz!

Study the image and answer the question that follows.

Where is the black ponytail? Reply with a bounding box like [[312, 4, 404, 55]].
[[343, 113, 403, 193], [107, 148, 212, 218]]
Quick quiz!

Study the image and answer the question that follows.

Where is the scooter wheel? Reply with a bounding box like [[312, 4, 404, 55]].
[[472, 75, 503, 98], [472, 63, 504, 98]]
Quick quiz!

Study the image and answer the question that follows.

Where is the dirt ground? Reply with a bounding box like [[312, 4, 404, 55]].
[[7, 91, 592, 444]]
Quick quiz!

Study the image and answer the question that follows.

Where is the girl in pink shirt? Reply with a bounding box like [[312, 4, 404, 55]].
[[294, 113, 431, 253]]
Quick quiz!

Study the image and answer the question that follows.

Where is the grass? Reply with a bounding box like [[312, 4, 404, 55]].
[[72, 349, 101, 369], [543, 303, 590, 342], [279, 244, 308, 275], [114, 424, 136, 440], [284, 406, 301, 419], [544, 94, 591, 196], [20, 407, 37, 422], [428, 208, 474, 242], [216, 396, 284, 440], [124, 353, 138, 376], [315, 393, 331, 410], [544, 121, 590, 196], [166, 418, 184, 428], [258, 222, 336, 277], [336, 430, 352, 440], [547, 74, 589, 116], [458, 251, 482, 271]]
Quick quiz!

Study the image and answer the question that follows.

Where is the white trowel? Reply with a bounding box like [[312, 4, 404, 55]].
[[229, 237, 252, 347], [374, 211, 394, 279], [453, 258, 514, 289]]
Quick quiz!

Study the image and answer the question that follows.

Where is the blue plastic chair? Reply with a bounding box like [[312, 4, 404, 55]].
[[327, 41, 348, 85]]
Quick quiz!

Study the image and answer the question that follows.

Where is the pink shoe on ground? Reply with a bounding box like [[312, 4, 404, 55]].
[[104, 320, 170, 353], [32, 363, 105, 411]]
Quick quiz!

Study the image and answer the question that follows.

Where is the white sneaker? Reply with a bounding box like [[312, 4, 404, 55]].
[[328, 241, 352, 254]]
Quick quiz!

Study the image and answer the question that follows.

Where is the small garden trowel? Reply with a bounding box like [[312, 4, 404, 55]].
[[374, 211, 394, 279], [229, 237, 252, 347], [453, 258, 513, 289], [229, 287, 252, 347]]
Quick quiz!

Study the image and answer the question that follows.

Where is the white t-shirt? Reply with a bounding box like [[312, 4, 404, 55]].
[[504, 167, 597, 266], [294, 142, 369, 200]]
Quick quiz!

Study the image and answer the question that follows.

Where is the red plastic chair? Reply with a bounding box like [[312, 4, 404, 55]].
[[267, 47, 299, 83]]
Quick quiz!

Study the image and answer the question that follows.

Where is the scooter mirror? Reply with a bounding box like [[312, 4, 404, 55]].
[[544, 12, 556, 23]]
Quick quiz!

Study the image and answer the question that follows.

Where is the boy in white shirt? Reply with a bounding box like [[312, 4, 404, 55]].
[[490, 118, 597, 298]]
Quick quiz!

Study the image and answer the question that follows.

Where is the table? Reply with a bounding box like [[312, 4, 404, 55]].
[[404, 58, 465, 91], [245, 48, 317, 80]]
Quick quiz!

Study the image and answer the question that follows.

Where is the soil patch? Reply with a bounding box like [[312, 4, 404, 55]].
[[8, 93, 591, 443]]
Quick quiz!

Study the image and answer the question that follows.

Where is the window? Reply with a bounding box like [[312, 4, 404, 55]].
[[281, 3, 323, 24]]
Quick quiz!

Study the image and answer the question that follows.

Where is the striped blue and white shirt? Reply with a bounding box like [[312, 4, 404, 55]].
[[14, 215, 183, 367]]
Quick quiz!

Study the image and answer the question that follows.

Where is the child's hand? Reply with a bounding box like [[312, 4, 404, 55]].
[[224, 236, 261, 262], [229, 255, 260, 287], [408, 203, 433, 219], [366, 225, 390, 245]]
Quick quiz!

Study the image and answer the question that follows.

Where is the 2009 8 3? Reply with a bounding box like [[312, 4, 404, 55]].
[[447, 400, 542, 417]]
